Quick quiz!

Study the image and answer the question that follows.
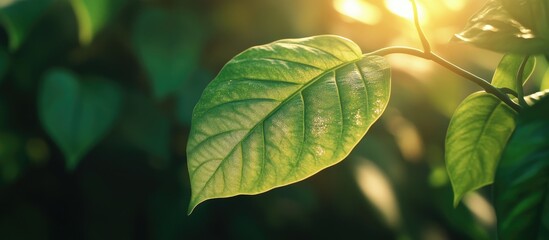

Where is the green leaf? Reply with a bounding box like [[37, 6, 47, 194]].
[[492, 54, 536, 93], [69, 0, 126, 45], [494, 94, 549, 240], [445, 92, 517, 206], [501, 0, 549, 40], [132, 8, 204, 100], [0, 0, 54, 51], [187, 35, 391, 213], [38, 69, 122, 170], [541, 68, 549, 91], [454, 0, 549, 54]]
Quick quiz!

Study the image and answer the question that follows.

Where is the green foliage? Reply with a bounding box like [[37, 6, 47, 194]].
[[132, 7, 204, 100], [0, 0, 54, 51], [455, 0, 549, 54], [69, 0, 126, 45], [38, 69, 122, 170], [445, 92, 517, 206], [187, 35, 391, 213], [494, 96, 549, 240], [118, 92, 170, 160], [491, 54, 535, 92]]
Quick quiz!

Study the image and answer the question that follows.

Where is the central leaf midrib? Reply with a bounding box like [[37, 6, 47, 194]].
[[192, 54, 365, 199]]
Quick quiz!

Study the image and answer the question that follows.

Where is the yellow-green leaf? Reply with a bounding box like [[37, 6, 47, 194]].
[[445, 92, 517, 206], [187, 35, 391, 213], [492, 54, 536, 92], [70, 0, 126, 45]]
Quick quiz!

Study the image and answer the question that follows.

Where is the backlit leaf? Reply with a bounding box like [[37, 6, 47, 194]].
[[454, 0, 549, 54], [187, 35, 391, 213], [501, 0, 549, 40], [494, 94, 549, 240], [0, 0, 54, 50], [38, 69, 122, 170], [541, 68, 549, 90], [492, 54, 536, 93], [132, 8, 204, 100], [69, 0, 126, 45], [445, 92, 517, 206]]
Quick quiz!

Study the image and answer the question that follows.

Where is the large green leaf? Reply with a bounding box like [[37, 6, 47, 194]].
[[187, 35, 391, 213], [0, 0, 54, 51], [38, 69, 122, 170], [69, 0, 126, 45], [492, 54, 536, 93], [494, 94, 549, 240], [501, 0, 549, 40], [132, 8, 204, 100], [454, 0, 549, 54], [445, 92, 517, 206]]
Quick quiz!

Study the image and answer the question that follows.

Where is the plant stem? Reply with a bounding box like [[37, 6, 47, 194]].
[[364, 0, 522, 112], [410, 0, 430, 54], [516, 56, 530, 107], [365, 47, 522, 112]]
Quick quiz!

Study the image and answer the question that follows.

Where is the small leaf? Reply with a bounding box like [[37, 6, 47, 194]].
[[445, 92, 517, 206], [69, 0, 126, 45], [0, 0, 54, 50], [454, 0, 549, 54], [494, 94, 549, 240], [132, 8, 204, 100], [187, 35, 391, 213], [492, 54, 536, 92], [38, 69, 122, 170]]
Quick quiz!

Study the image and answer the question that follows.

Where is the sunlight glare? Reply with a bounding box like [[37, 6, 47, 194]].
[[443, 0, 468, 11], [464, 193, 496, 227], [333, 0, 382, 25], [355, 159, 400, 228], [384, 0, 428, 23]]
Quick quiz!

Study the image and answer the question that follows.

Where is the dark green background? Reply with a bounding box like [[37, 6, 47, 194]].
[[0, 0, 512, 239]]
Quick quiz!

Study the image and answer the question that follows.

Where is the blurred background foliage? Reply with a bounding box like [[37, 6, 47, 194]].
[[0, 0, 547, 239]]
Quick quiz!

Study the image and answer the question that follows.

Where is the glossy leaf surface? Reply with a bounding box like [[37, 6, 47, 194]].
[[501, 0, 549, 39], [0, 0, 53, 50], [454, 0, 549, 54], [70, 0, 126, 45], [494, 95, 549, 240], [187, 35, 391, 213], [38, 69, 122, 170], [445, 92, 517, 205], [132, 8, 204, 99], [492, 54, 536, 93]]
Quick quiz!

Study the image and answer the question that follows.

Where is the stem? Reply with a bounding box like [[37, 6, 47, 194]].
[[365, 47, 522, 112], [363, 0, 523, 112], [410, 0, 430, 54], [516, 56, 530, 107]]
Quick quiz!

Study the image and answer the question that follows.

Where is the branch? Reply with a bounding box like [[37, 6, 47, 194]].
[[516, 56, 530, 107]]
